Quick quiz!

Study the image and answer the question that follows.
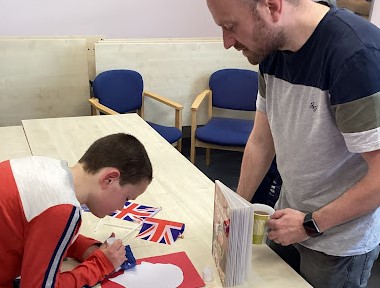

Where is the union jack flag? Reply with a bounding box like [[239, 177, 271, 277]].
[[136, 217, 185, 245], [110, 202, 160, 222], [81, 204, 90, 212]]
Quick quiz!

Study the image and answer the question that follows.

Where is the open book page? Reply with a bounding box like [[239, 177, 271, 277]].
[[212, 180, 254, 287]]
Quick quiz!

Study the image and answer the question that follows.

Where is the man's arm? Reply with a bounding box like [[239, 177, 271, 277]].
[[267, 149, 380, 245], [314, 149, 380, 231], [337, 0, 371, 16], [237, 110, 276, 201]]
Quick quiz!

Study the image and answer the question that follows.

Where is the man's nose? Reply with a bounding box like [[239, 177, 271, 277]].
[[222, 29, 236, 49]]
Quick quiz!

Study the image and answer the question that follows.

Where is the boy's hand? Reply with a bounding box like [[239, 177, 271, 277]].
[[99, 233, 127, 269]]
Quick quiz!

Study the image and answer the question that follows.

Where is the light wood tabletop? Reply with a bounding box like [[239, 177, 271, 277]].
[[0, 126, 31, 162], [22, 114, 311, 287]]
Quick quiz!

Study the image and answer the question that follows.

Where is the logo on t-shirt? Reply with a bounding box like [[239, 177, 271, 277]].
[[309, 102, 318, 112]]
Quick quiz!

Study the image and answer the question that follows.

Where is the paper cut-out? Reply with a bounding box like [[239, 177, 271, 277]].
[[101, 251, 205, 288], [104, 262, 183, 288]]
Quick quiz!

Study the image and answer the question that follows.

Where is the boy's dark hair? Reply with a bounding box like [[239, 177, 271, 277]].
[[79, 133, 152, 186]]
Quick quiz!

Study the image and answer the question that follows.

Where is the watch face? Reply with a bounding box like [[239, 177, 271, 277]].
[[304, 220, 319, 237], [303, 216, 323, 238]]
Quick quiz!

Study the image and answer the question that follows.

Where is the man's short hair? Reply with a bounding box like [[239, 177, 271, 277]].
[[79, 133, 153, 186]]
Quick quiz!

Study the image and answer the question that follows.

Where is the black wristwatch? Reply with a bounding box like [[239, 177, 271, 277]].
[[303, 213, 323, 238]]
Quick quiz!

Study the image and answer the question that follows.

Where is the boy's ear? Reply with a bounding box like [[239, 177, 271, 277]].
[[100, 168, 121, 189]]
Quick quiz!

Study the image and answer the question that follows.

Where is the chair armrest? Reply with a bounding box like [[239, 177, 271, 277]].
[[191, 90, 211, 111], [191, 89, 212, 134], [143, 91, 183, 111], [143, 91, 183, 131], [88, 98, 119, 115]]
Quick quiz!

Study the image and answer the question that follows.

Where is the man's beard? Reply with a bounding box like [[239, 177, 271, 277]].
[[238, 17, 285, 65], [250, 30, 285, 64]]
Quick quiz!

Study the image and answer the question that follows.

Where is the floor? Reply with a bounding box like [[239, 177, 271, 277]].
[[181, 138, 380, 287]]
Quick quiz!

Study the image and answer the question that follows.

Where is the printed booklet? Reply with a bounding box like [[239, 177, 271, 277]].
[[212, 180, 254, 287]]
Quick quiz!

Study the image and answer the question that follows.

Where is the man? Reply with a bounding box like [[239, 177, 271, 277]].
[[206, 0, 380, 287], [0, 133, 153, 287]]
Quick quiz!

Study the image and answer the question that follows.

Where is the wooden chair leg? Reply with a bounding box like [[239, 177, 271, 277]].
[[190, 138, 196, 164], [177, 138, 182, 153], [206, 148, 211, 166]]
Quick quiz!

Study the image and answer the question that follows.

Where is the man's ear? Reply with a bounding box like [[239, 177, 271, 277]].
[[100, 168, 121, 189], [267, 0, 282, 22]]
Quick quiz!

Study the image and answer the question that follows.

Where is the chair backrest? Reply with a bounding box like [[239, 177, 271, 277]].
[[209, 68, 258, 111], [93, 69, 143, 113]]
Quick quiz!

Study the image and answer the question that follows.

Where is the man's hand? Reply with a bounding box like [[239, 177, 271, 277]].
[[267, 208, 309, 246], [99, 233, 127, 269]]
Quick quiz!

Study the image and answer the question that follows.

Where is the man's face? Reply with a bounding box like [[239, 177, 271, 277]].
[[207, 0, 285, 64]]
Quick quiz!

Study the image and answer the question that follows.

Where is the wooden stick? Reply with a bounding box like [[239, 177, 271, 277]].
[[102, 223, 134, 229], [94, 218, 104, 232]]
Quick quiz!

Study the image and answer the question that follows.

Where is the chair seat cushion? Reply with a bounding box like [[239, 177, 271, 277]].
[[195, 117, 253, 147], [147, 122, 182, 144]]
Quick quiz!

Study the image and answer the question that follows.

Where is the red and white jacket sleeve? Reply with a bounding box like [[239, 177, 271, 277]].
[[20, 204, 114, 287]]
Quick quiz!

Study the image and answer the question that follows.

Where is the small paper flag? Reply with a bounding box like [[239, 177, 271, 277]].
[[110, 201, 160, 223], [136, 217, 185, 245]]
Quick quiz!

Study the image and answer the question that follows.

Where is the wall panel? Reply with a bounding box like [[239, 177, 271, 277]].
[[95, 39, 257, 126], [0, 39, 90, 126]]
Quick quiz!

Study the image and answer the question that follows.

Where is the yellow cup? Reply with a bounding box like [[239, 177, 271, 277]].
[[252, 203, 275, 244]]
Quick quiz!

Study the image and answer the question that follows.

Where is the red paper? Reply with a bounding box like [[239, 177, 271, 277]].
[[101, 251, 205, 288]]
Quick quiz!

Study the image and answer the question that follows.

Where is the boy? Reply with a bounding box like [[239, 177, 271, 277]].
[[0, 133, 153, 287]]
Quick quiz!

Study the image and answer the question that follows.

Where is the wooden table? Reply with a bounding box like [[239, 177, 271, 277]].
[[0, 126, 31, 161], [22, 114, 311, 287]]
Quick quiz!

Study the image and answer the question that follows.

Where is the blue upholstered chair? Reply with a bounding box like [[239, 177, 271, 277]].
[[89, 69, 183, 151], [190, 68, 258, 165]]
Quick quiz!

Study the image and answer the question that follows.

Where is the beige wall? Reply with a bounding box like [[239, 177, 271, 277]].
[[0, 39, 91, 126]]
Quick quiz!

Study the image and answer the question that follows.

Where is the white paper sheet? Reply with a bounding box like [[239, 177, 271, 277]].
[[108, 262, 184, 288]]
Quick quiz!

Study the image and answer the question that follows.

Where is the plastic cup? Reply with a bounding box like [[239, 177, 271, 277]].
[[252, 203, 275, 244]]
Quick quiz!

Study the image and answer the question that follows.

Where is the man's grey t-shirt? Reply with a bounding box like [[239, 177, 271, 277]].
[[257, 8, 380, 256]]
